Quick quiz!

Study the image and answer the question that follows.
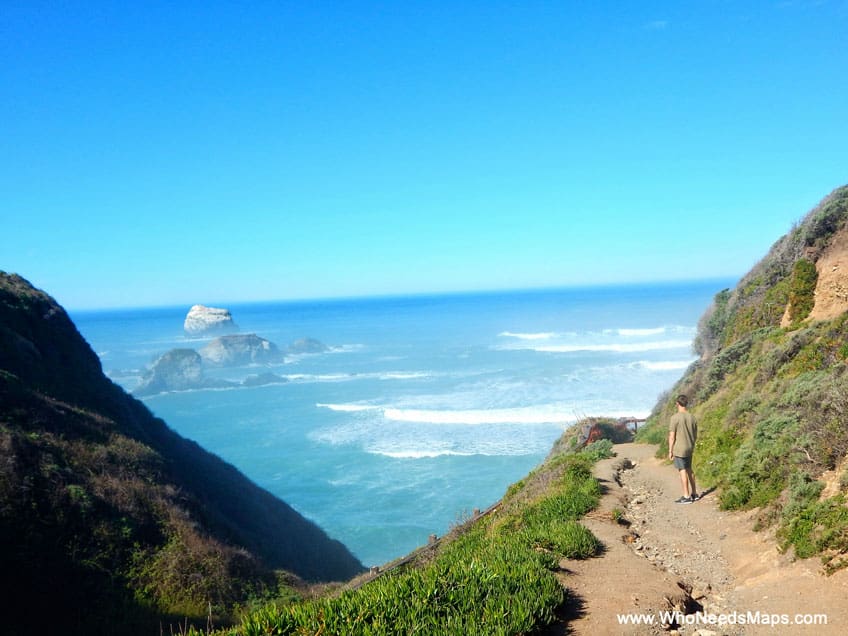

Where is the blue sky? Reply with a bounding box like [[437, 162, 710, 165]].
[[2, 1, 847, 310]]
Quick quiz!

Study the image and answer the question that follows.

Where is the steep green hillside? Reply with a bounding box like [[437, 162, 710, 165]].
[[219, 439, 613, 636], [638, 184, 848, 572], [0, 273, 364, 635]]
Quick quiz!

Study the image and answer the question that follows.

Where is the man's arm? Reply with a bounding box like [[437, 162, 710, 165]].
[[668, 429, 676, 460]]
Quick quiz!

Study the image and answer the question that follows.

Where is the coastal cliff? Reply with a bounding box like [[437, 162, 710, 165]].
[[0, 273, 364, 635], [639, 184, 848, 570]]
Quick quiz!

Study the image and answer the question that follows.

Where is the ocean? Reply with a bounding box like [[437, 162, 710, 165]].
[[71, 280, 726, 567]]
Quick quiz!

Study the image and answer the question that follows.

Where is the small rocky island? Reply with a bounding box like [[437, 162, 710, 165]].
[[134, 348, 236, 396], [288, 337, 330, 354], [200, 334, 283, 366], [127, 306, 333, 396], [133, 327, 330, 396], [183, 304, 237, 335]]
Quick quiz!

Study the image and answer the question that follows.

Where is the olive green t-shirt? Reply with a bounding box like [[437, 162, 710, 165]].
[[669, 411, 697, 457]]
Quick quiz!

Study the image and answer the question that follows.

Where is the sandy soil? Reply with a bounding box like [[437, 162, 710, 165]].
[[781, 226, 848, 326], [808, 228, 848, 323], [550, 443, 848, 635]]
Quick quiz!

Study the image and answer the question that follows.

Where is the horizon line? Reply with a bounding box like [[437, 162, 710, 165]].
[[64, 275, 738, 314]]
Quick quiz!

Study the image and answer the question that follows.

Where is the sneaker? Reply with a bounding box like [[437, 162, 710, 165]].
[[690, 493, 699, 502], [674, 497, 692, 504]]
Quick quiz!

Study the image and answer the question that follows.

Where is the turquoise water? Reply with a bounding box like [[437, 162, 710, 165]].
[[72, 281, 727, 566]]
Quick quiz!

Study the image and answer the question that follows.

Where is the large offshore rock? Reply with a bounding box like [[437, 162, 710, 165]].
[[199, 333, 283, 366], [134, 348, 234, 396], [183, 304, 237, 335], [288, 337, 329, 354]]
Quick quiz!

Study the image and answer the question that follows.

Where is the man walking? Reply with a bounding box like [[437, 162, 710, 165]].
[[668, 394, 698, 504]]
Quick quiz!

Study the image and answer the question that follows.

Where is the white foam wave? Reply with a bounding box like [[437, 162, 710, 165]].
[[533, 339, 692, 353], [287, 370, 436, 383], [286, 373, 354, 382], [382, 405, 567, 425], [317, 403, 380, 413], [317, 398, 657, 425], [498, 331, 559, 340], [637, 360, 694, 371], [617, 327, 667, 337], [329, 344, 365, 353], [141, 385, 242, 399], [370, 449, 475, 459], [380, 371, 431, 380]]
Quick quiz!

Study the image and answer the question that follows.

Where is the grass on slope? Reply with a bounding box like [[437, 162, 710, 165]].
[[199, 439, 612, 636]]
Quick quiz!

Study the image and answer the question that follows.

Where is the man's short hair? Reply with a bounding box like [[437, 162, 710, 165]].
[[676, 394, 689, 407]]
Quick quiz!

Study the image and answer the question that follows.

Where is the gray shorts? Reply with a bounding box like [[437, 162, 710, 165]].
[[673, 455, 692, 470]]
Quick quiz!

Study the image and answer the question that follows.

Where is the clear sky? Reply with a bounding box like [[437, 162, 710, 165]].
[[2, 1, 847, 310]]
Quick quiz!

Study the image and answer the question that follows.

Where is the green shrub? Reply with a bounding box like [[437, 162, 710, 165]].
[[778, 368, 848, 469], [778, 486, 848, 567], [720, 415, 804, 510], [634, 415, 665, 445], [763, 276, 792, 317], [695, 289, 731, 355], [803, 190, 848, 248], [697, 336, 754, 401], [694, 423, 744, 490], [580, 438, 615, 461], [788, 259, 818, 323]]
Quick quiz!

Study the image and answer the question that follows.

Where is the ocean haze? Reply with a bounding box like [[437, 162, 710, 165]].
[[73, 280, 726, 566]]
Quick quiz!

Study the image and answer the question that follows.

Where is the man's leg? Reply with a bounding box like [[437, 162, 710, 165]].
[[678, 469, 691, 498], [687, 468, 697, 499]]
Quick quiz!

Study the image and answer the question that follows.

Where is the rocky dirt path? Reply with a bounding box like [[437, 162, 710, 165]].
[[553, 443, 848, 635]]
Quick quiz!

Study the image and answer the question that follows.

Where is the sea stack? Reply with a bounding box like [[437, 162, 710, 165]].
[[133, 348, 236, 396], [184, 304, 237, 335], [199, 333, 283, 366]]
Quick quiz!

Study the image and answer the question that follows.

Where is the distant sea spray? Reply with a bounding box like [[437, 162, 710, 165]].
[[73, 280, 724, 566]]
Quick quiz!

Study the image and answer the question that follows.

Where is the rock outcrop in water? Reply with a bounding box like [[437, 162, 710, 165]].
[[134, 348, 236, 396], [199, 333, 283, 366], [242, 372, 288, 387], [183, 304, 237, 335], [132, 334, 329, 396], [288, 336, 330, 354]]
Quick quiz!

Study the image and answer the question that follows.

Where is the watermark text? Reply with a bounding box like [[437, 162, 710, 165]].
[[617, 610, 829, 628]]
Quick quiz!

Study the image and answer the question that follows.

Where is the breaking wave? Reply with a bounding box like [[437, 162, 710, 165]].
[[532, 339, 692, 353], [369, 449, 476, 459], [636, 360, 695, 371], [319, 403, 575, 425], [616, 327, 667, 337]]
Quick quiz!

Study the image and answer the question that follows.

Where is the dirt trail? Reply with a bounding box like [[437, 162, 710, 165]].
[[555, 443, 848, 635]]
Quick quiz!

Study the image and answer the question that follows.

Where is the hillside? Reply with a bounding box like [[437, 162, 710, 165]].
[[0, 273, 364, 635], [638, 184, 848, 571]]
